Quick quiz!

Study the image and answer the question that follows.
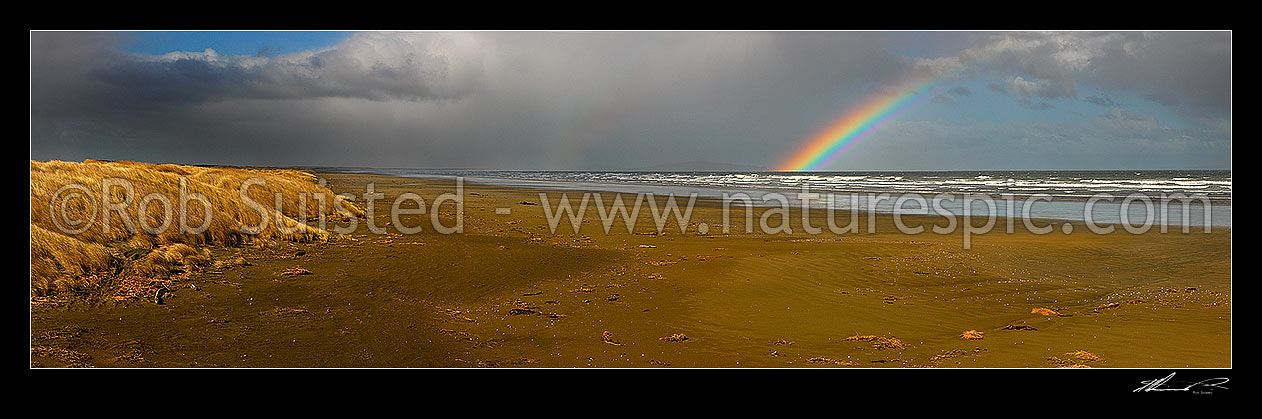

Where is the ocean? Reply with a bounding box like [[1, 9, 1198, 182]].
[[323, 168, 1232, 227]]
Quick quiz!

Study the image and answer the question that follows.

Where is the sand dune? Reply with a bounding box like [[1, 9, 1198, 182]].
[[29, 160, 364, 296]]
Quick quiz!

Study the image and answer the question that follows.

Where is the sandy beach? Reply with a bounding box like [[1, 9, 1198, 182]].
[[30, 171, 1231, 368]]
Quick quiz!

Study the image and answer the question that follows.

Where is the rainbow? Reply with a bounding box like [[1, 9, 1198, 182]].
[[776, 76, 945, 171]]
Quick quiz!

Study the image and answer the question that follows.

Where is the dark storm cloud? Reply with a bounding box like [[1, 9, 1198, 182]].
[[35, 31, 486, 114], [31, 32, 124, 117], [31, 31, 920, 168], [947, 86, 970, 96]]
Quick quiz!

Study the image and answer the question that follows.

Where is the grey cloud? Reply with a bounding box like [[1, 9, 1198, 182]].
[[31, 32, 127, 117], [29, 31, 1231, 170], [1019, 99, 1054, 110], [873, 117, 1229, 170], [1084, 95, 1122, 107], [1101, 108, 1148, 121], [31, 31, 919, 169], [931, 94, 953, 104], [959, 31, 1230, 112], [1177, 109, 1231, 132], [83, 32, 488, 108], [1005, 76, 1077, 99]]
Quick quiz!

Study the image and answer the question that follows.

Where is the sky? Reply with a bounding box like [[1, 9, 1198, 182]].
[[30, 31, 1231, 170]]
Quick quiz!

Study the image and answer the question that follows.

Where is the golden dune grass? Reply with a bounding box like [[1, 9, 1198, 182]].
[[29, 159, 366, 296], [30, 223, 113, 294]]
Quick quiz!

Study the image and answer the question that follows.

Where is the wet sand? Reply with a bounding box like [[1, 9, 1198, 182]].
[[30, 172, 1232, 367]]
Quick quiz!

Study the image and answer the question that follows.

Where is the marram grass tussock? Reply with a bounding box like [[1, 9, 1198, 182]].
[[29, 159, 366, 297]]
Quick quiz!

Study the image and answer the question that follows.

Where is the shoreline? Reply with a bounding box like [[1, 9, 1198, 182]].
[[31, 170, 1232, 368], [349, 171, 1232, 229], [355, 172, 1232, 234]]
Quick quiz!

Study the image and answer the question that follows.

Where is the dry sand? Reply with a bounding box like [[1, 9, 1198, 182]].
[[30, 172, 1231, 367]]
